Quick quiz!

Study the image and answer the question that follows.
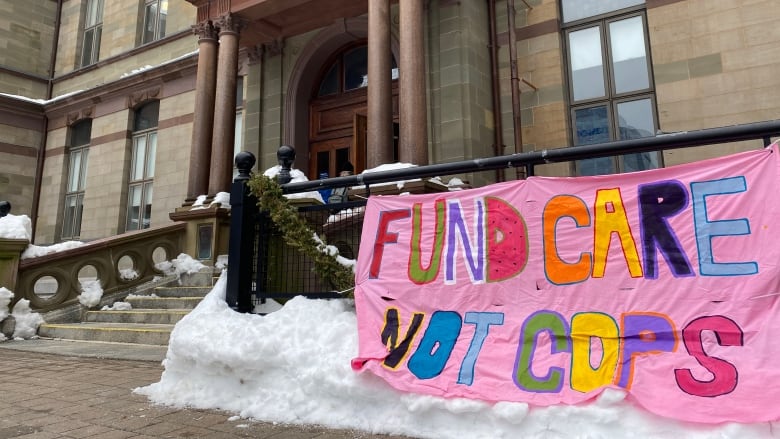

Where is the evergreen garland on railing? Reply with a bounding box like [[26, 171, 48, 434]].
[[246, 174, 355, 297]]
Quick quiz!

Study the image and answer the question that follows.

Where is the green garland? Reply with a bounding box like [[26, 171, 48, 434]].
[[246, 174, 355, 297]]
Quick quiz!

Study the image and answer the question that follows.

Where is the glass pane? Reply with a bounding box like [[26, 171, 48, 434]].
[[158, 0, 167, 39], [93, 26, 102, 63], [569, 27, 605, 101], [610, 16, 649, 94], [145, 132, 157, 178], [317, 151, 329, 176], [81, 28, 94, 66], [336, 148, 351, 176], [344, 46, 368, 91], [62, 195, 76, 238], [68, 151, 82, 192], [143, 3, 157, 44], [318, 63, 339, 97], [85, 0, 98, 27], [142, 184, 153, 229], [236, 76, 244, 107], [71, 120, 92, 146], [574, 105, 614, 176], [74, 193, 84, 237], [562, 0, 644, 23], [78, 148, 89, 190], [131, 136, 146, 181], [134, 101, 159, 131], [126, 185, 142, 230], [234, 112, 243, 158], [617, 98, 658, 172]]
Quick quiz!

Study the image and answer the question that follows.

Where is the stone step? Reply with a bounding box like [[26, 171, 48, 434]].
[[85, 309, 191, 325], [38, 322, 173, 346], [151, 286, 213, 297], [125, 296, 204, 309]]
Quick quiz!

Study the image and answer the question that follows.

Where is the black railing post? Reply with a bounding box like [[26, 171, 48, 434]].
[[226, 151, 257, 312], [277, 145, 295, 184], [0, 201, 10, 217]]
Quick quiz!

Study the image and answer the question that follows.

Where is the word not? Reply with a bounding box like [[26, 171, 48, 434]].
[[381, 307, 743, 398]]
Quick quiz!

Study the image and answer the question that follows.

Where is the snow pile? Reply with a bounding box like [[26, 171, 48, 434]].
[[119, 268, 140, 281], [11, 299, 44, 339], [22, 240, 86, 259], [155, 253, 207, 279], [263, 166, 325, 203], [326, 206, 365, 224], [0, 287, 13, 322], [191, 192, 231, 210], [78, 279, 103, 308], [119, 65, 154, 78], [137, 276, 775, 438], [215, 255, 228, 270], [101, 301, 132, 311], [0, 214, 31, 240]]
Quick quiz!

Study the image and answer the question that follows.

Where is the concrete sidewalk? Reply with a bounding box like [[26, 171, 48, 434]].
[[0, 341, 411, 439]]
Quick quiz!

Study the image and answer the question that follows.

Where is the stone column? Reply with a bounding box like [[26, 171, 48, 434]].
[[399, 0, 428, 165], [187, 21, 219, 200], [209, 13, 243, 195], [367, 0, 393, 168]]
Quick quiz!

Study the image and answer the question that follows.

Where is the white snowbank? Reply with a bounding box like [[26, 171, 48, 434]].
[[11, 299, 44, 339], [101, 301, 132, 311], [137, 275, 777, 438], [191, 192, 231, 210], [0, 214, 31, 240], [0, 287, 13, 322], [154, 253, 207, 279], [78, 279, 103, 308], [22, 240, 86, 259], [119, 268, 140, 281]]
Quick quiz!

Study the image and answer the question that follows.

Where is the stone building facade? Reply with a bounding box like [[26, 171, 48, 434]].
[[0, 0, 778, 246]]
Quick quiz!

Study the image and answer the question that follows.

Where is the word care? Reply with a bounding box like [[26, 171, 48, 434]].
[[352, 145, 780, 424]]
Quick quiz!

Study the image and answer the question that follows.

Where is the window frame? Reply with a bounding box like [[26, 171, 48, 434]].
[[563, 7, 661, 175], [62, 120, 92, 240], [126, 102, 159, 232], [141, 0, 168, 45], [80, 0, 104, 67]]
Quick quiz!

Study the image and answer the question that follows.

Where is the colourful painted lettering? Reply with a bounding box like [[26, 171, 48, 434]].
[[543, 195, 592, 285], [674, 315, 742, 397], [592, 188, 643, 278], [514, 311, 571, 393]]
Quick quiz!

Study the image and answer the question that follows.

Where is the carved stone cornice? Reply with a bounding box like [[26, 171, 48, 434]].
[[264, 38, 285, 57], [66, 105, 95, 125], [215, 13, 246, 36], [246, 45, 265, 65], [192, 20, 218, 41], [126, 86, 161, 109]]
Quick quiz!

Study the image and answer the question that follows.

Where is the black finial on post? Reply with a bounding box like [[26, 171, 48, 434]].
[[0, 201, 10, 218], [277, 145, 296, 185], [234, 151, 256, 182]]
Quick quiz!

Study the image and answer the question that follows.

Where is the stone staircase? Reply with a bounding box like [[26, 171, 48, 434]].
[[37, 274, 215, 346]]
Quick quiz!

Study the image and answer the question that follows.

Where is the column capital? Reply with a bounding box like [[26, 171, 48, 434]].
[[246, 45, 265, 65], [215, 13, 246, 36], [264, 38, 284, 57], [192, 20, 219, 41]]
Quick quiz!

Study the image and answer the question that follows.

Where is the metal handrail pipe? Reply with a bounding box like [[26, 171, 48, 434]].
[[281, 119, 780, 194]]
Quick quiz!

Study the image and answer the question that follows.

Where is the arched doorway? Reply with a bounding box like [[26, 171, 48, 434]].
[[308, 43, 399, 179], [283, 17, 400, 179]]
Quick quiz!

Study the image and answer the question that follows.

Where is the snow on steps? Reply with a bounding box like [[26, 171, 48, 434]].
[[38, 271, 217, 346]]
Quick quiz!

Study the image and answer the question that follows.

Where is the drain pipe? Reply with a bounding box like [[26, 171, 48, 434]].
[[487, 0, 504, 183], [506, 0, 524, 179], [31, 0, 63, 241]]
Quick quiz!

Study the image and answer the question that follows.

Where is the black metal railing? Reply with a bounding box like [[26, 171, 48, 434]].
[[226, 119, 780, 312]]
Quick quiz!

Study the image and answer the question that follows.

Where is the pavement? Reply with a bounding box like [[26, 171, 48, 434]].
[[0, 339, 412, 439]]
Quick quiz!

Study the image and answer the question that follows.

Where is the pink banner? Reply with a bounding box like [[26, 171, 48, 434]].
[[352, 145, 780, 423]]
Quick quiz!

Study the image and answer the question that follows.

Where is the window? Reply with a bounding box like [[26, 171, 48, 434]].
[[126, 101, 158, 231], [563, 1, 660, 175], [316, 45, 399, 97], [81, 0, 104, 67], [234, 76, 244, 159], [62, 120, 91, 240], [142, 0, 168, 44]]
